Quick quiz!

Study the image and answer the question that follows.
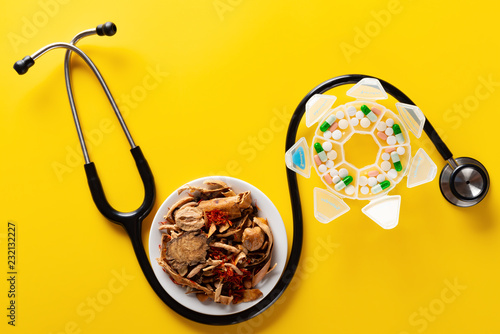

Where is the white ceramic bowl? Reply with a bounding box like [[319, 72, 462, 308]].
[[148, 176, 288, 316]]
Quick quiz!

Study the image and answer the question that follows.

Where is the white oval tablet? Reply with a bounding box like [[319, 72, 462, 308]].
[[386, 136, 397, 145], [376, 174, 385, 183], [381, 161, 391, 171], [327, 150, 337, 160], [345, 185, 355, 196], [346, 106, 357, 116], [359, 176, 368, 187], [387, 169, 398, 179], [360, 186, 369, 195], [376, 122, 387, 131], [332, 130, 342, 140], [368, 177, 377, 187], [360, 118, 371, 128], [339, 168, 349, 178], [338, 119, 349, 130], [322, 141, 333, 152]]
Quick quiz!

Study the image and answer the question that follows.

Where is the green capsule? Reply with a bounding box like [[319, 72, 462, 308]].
[[320, 115, 337, 132], [371, 180, 391, 194], [393, 124, 405, 144], [391, 152, 402, 172], [334, 175, 353, 191], [392, 124, 402, 134], [361, 105, 377, 122], [314, 142, 327, 162], [380, 180, 391, 190], [314, 142, 324, 153]]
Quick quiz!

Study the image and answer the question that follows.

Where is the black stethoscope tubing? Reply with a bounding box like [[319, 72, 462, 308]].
[[13, 22, 302, 326]]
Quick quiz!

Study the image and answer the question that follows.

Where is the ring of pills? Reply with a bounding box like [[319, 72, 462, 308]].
[[312, 102, 410, 199]]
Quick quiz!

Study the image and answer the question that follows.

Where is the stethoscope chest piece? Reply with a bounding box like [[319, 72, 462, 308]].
[[440, 157, 489, 207]]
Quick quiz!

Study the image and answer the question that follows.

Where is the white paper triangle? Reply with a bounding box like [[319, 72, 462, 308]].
[[285, 137, 311, 178], [305, 94, 337, 127], [395, 103, 426, 138], [407, 148, 437, 188], [313, 188, 350, 224], [346, 78, 388, 100], [362, 195, 401, 229]]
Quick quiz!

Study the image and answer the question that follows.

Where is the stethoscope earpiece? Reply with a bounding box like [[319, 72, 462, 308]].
[[439, 157, 489, 207], [96, 22, 117, 36]]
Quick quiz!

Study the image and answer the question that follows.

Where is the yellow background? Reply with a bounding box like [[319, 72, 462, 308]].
[[1, 0, 498, 333]]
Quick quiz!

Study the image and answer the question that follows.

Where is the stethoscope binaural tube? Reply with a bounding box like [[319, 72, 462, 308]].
[[13, 23, 303, 325], [286, 74, 490, 208]]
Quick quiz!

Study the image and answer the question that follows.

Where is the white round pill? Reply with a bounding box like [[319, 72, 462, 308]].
[[329, 169, 339, 177], [322, 141, 333, 152], [382, 153, 390, 161], [323, 130, 332, 139], [350, 118, 359, 126], [345, 185, 355, 195], [376, 122, 387, 131], [360, 186, 370, 195], [397, 146, 406, 155], [368, 177, 377, 187], [318, 164, 327, 173], [386, 118, 394, 127], [325, 160, 334, 169], [385, 127, 394, 136], [339, 168, 349, 178], [332, 130, 342, 140], [360, 118, 371, 128], [327, 150, 337, 160], [338, 119, 349, 129], [356, 111, 364, 119], [386, 136, 397, 145], [381, 161, 391, 171], [336, 110, 345, 119], [359, 176, 368, 186], [332, 175, 341, 184], [346, 106, 357, 116], [376, 174, 385, 183], [387, 169, 398, 179]]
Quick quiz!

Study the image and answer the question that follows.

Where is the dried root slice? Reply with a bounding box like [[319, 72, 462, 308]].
[[210, 242, 240, 253], [156, 258, 214, 298], [242, 226, 265, 251], [164, 197, 195, 223], [198, 191, 253, 219], [174, 204, 205, 231], [196, 293, 209, 303], [233, 289, 263, 304], [164, 232, 208, 275]]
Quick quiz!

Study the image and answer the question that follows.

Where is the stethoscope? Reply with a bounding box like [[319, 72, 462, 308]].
[[13, 22, 489, 325]]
